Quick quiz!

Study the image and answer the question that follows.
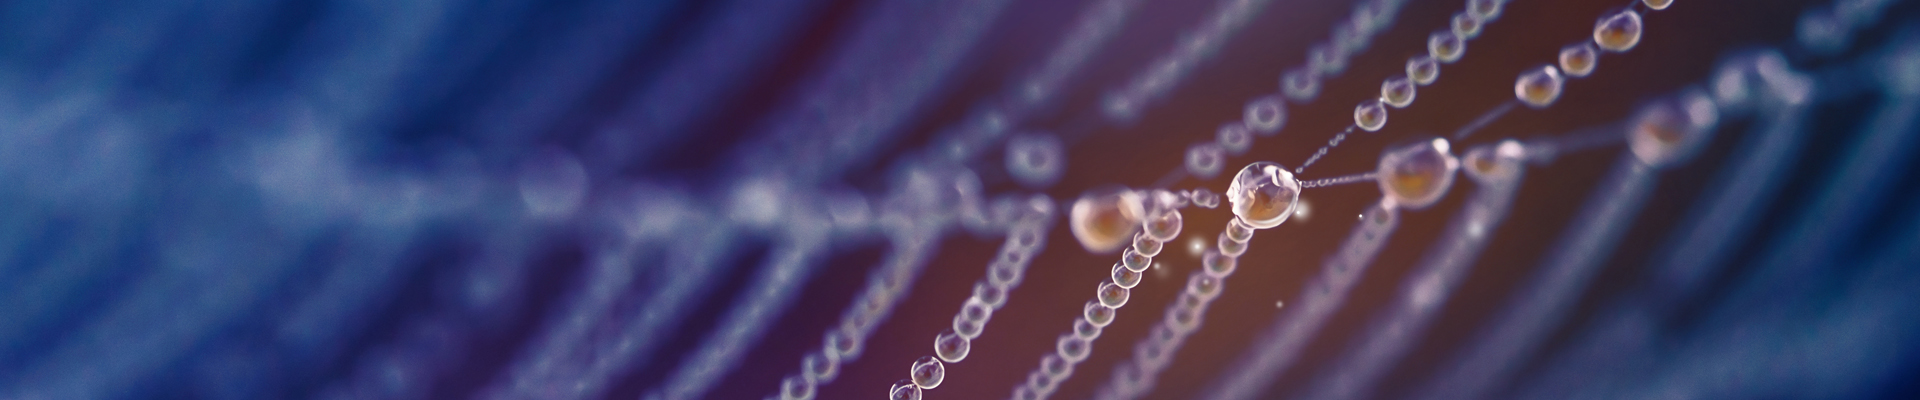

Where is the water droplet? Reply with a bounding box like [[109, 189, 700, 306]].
[[1027, 370, 1058, 394], [1514, 65, 1566, 108], [1084, 301, 1117, 327], [934, 330, 971, 362], [1228, 162, 1300, 229], [1382, 75, 1417, 108], [1098, 281, 1131, 308], [1142, 207, 1183, 242], [1310, 44, 1348, 75], [890, 379, 922, 400], [1643, 0, 1672, 11], [1216, 123, 1253, 154], [1377, 138, 1461, 210], [1429, 31, 1466, 63], [1284, 68, 1321, 101], [1042, 354, 1074, 378], [1243, 95, 1288, 135], [1468, 0, 1503, 21], [910, 356, 944, 389], [1217, 233, 1249, 257], [1187, 273, 1223, 301], [1452, 12, 1483, 39], [953, 314, 984, 339], [1594, 10, 1644, 52], [1628, 88, 1721, 168], [1189, 187, 1221, 209], [1112, 262, 1144, 289], [1073, 317, 1103, 339], [803, 352, 838, 381], [1408, 56, 1441, 85], [1203, 251, 1237, 277], [781, 374, 815, 400], [973, 282, 1006, 309], [1559, 43, 1599, 77], [1058, 334, 1092, 362], [1463, 140, 1527, 183], [1186, 142, 1226, 179], [1355, 99, 1389, 132], [1069, 186, 1144, 253], [1121, 248, 1151, 272]]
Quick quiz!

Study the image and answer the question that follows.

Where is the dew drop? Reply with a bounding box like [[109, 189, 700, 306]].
[[1559, 43, 1599, 78], [1514, 65, 1566, 108], [1429, 31, 1466, 63], [1377, 138, 1461, 210], [1355, 99, 1389, 131], [1594, 10, 1644, 52], [1244, 95, 1288, 135], [934, 330, 971, 363], [910, 356, 944, 389], [1069, 186, 1144, 253], [1382, 75, 1417, 108]]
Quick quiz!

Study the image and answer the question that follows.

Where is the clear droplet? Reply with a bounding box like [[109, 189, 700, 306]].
[[1227, 162, 1301, 229], [1026, 370, 1057, 394], [973, 281, 1007, 309], [1407, 55, 1441, 86], [1217, 123, 1253, 154], [1225, 217, 1254, 242], [1073, 317, 1103, 339], [1186, 142, 1226, 179], [1310, 44, 1348, 75], [1057, 334, 1092, 362], [1593, 10, 1644, 52], [911, 356, 945, 389], [1167, 304, 1202, 333], [825, 328, 860, 359], [890, 379, 922, 400], [1188, 188, 1221, 209], [1244, 96, 1288, 136], [1382, 75, 1417, 108], [1187, 273, 1223, 301], [1112, 262, 1144, 289], [1005, 134, 1065, 188], [1452, 12, 1483, 39], [1429, 31, 1466, 63], [1084, 301, 1116, 327], [1559, 43, 1599, 77], [1284, 68, 1321, 101], [1355, 99, 1389, 132], [1467, 0, 1503, 21], [803, 352, 838, 382], [1098, 281, 1131, 308], [1042, 354, 1074, 378], [1142, 207, 1183, 242], [1202, 251, 1237, 277], [1377, 138, 1461, 210], [934, 329, 971, 362], [953, 314, 984, 339], [1463, 140, 1527, 184], [1012, 385, 1041, 400], [1136, 340, 1169, 367], [781, 374, 815, 400], [1121, 248, 1150, 272], [1628, 88, 1721, 168], [1217, 233, 1249, 257], [961, 298, 993, 323], [1514, 65, 1566, 108], [1069, 186, 1144, 253], [987, 260, 1023, 287]]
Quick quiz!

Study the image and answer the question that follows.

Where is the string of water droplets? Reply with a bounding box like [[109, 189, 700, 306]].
[[990, 191, 1189, 400]]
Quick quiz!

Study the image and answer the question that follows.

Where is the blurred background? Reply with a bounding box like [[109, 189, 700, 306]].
[[1, 0, 1917, 398]]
